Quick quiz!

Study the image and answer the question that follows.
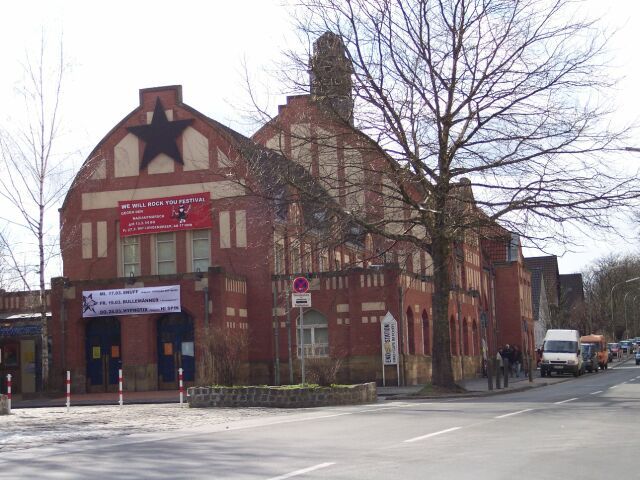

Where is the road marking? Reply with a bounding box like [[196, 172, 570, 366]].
[[590, 391, 603, 395], [267, 462, 336, 480], [495, 409, 533, 419], [554, 397, 578, 404], [403, 427, 462, 443], [610, 385, 618, 389]]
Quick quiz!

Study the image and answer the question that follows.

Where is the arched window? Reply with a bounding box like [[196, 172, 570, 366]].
[[472, 320, 479, 356], [449, 316, 458, 355], [297, 310, 329, 357], [422, 310, 430, 355], [463, 318, 470, 356], [406, 307, 415, 355]]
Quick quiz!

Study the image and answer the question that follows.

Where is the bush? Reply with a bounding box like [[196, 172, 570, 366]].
[[197, 326, 248, 386], [305, 356, 343, 386]]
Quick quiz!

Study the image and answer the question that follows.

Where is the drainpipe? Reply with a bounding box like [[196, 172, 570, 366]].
[[272, 285, 280, 385], [60, 281, 67, 377], [398, 283, 406, 386], [203, 287, 209, 328], [286, 283, 293, 384]]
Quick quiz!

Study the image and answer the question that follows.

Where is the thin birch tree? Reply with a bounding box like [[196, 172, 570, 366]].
[[0, 34, 72, 390]]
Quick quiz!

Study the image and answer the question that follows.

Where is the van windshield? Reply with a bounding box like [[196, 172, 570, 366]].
[[544, 340, 577, 353]]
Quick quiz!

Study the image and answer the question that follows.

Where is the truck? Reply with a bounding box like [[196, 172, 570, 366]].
[[580, 334, 608, 370], [540, 329, 584, 377]]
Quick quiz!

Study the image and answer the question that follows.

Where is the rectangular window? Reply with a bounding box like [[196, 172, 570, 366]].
[[122, 236, 140, 276], [302, 243, 312, 273], [274, 240, 285, 275], [290, 244, 301, 274], [156, 232, 176, 275], [319, 249, 329, 272], [192, 230, 210, 273], [297, 317, 329, 358]]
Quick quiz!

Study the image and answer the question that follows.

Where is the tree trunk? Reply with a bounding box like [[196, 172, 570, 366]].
[[430, 232, 455, 387], [39, 201, 49, 392]]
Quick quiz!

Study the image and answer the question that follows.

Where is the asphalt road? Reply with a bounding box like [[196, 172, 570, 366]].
[[2, 362, 638, 479]]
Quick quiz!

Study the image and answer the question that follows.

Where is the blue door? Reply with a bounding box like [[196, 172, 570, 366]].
[[86, 317, 121, 392], [157, 313, 194, 389]]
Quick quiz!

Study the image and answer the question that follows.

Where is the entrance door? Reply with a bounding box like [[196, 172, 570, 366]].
[[0, 341, 20, 394], [157, 313, 194, 389], [86, 317, 121, 393]]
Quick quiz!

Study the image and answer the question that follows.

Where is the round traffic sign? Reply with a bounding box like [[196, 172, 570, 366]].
[[292, 276, 310, 293]]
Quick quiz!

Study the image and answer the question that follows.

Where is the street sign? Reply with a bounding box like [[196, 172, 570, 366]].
[[292, 276, 310, 293], [291, 292, 311, 307]]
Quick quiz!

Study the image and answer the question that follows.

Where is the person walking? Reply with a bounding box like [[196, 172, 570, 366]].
[[496, 347, 504, 374], [514, 345, 523, 377]]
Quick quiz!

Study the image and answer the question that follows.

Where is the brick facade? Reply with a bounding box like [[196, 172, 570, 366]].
[[2, 71, 539, 394]]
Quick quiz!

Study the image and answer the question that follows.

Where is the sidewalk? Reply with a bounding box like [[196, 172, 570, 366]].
[[10, 357, 631, 408], [379, 356, 632, 399], [12, 389, 182, 409], [377, 373, 563, 399]]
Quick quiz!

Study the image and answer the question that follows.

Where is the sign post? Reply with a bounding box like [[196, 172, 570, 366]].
[[380, 312, 400, 387], [292, 277, 310, 385]]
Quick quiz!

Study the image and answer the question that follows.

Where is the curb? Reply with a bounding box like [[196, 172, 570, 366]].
[[382, 377, 573, 401]]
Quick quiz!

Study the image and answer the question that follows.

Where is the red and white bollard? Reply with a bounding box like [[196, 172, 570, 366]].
[[6, 374, 11, 413], [178, 368, 184, 407], [118, 369, 123, 407], [66, 371, 71, 412]]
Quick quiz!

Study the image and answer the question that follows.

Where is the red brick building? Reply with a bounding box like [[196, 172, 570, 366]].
[[2, 33, 536, 395]]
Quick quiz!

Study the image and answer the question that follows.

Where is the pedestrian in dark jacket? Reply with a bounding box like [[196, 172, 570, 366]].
[[514, 346, 523, 377]]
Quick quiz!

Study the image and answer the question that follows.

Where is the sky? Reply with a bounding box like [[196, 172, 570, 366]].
[[1, 0, 639, 280]]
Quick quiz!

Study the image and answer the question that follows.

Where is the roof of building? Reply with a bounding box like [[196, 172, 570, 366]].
[[524, 256, 560, 306], [559, 273, 585, 307], [530, 267, 543, 321]]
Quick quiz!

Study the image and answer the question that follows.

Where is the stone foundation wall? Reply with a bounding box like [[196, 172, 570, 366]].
[[187, 382, 376, 408], [0, 394, 8, 415]]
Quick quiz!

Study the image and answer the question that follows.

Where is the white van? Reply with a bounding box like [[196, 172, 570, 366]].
[[540, 329, 584, 377]]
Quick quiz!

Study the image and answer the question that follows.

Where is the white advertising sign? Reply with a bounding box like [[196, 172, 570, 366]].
[[381, 312, 399, 365], [82, 285, 181, 317]]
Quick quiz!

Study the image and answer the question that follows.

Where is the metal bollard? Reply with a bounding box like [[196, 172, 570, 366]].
[[178, 368, 184, 407], [66, 371, 71, 412], [118, 369, 123, 407], [6, 374, 11, 413]]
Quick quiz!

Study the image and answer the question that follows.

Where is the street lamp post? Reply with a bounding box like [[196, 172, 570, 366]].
[[624, 291, 634, 339], [610, 277, 640, 339]]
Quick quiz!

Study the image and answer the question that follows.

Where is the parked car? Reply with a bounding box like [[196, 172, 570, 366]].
[[620, 341, 632, 354], [581, 343, 599, 373], [636, 349, 640, 366], [608, 343, 621, 359], [581, 334, 608, 370], [540, 330, 584, 377]]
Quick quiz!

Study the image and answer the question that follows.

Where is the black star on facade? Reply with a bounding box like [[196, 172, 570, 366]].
[[127, 98, 194, 170]]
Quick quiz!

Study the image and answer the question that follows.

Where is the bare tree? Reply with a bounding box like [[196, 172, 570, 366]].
[[249, 0, 640, 387], [583, 254, 640, 340], [0, 34, 73, 390]]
